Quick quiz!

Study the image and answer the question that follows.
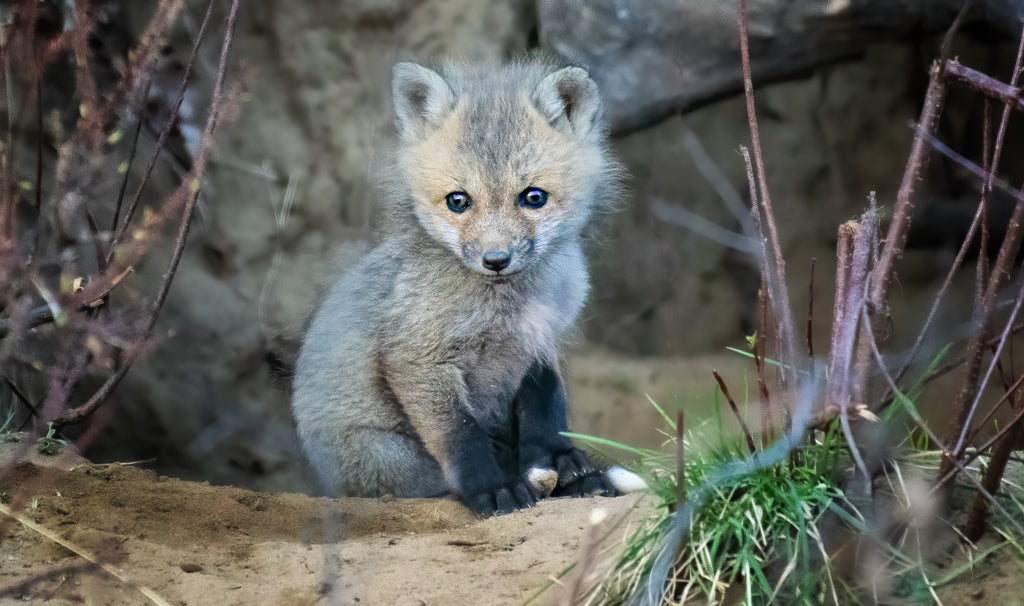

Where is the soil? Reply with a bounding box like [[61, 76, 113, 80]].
[[0, 433, 642, 606], [2, 429, 1023, 606]]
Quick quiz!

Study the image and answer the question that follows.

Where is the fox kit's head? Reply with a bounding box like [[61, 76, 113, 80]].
[[391, 60, 615, 278]]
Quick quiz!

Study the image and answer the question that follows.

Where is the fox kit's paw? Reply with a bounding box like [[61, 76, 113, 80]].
[[553, 448, 596, 484], [551, 449, 621, 498], [462, 478, 538, 516], [554, 471, 620, 498]]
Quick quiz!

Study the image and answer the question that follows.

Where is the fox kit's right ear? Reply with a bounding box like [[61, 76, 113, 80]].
[[392, 62, 455, 140]]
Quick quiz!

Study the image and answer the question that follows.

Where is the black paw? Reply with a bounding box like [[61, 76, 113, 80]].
[[551, 449, 621, 498], [553, 448, 596, 485], [461, 478, 538, 516], [552, 471, 621, 498]]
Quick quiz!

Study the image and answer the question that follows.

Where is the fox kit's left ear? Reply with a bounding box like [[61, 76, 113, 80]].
[[392, 62, 455, 140], [531, 66, 602, 135]]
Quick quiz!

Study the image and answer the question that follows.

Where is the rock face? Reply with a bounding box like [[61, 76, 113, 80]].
[[539, 0, 1024, 134], [82, 1, 1021, 491]]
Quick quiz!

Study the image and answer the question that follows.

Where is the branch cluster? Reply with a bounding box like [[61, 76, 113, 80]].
[[0, 0, 239, 440]]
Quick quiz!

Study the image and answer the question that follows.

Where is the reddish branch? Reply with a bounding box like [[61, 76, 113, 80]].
[[944, 60, 1024, 112], [0, 266, 132, 339], [864, 307, 1024, 539], [755, 288, 773, 447], [712, 370, 758, 455], [807, 258, 815, 358], [736, 0, 800, 379], [675, 411, 686, 507], [108, 0, 216, 261], [867, 65, 947, 313], [936, 31, 1024, 501], [54, 0, 241, 427]]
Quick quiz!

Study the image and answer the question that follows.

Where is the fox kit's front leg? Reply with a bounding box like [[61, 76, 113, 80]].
[[515, 362, 618, 497], [384, 357, 537, 515]]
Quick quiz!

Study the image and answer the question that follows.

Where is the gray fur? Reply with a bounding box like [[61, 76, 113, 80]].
[[292, 59, 619, 511]]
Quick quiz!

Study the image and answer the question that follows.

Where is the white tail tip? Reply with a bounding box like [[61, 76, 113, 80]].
[[605, 466, 648, 493]]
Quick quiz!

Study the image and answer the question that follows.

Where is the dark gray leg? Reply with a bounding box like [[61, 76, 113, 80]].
[[383, 361, 537, 515], [513, 361, 618, 497]]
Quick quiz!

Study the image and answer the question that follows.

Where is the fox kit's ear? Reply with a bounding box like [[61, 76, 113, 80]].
[[531, 66, 602, 135], [392, 62, 455, 140]]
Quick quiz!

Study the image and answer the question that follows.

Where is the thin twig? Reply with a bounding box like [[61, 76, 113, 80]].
[[938, 31, 1024, 488], [933, 378, 1024, 491], [676, 410, 686, 507], [863, 309, 1024, 538], [560, 509, 609, 606], [906, 120, 1020, 199], [755, 287, 772, 447], [49, 0, 185, 149], [0, 503, 172, 606], [0, 266, 133, 339], [5, 377, 41, 429], [944, 60, 1024, 113], [940, 0, 974, 63], [736, 0, 799, 377], [55, 0, 240, 427], [966, 372, 1024, 445], [886, 113, 995, 391], [107, 0, 216, 264], [954, 254, 1024, 456], [84, 209, 105, 273], [33, 49, 42, 249], [868, 63, 947, 313], [712, 370, 757, 455], [964, 416, 1024, 541], [879, 322, 1024, 408], [680, 127, 752, 236], [807, 257, 815, 358], [111, 79, 153, 233]]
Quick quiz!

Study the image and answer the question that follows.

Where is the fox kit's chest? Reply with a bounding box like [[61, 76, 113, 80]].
[[465, 244, 586, 360]]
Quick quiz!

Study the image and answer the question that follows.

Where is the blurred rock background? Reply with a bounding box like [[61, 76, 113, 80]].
[[13, 0, 1023, 492]]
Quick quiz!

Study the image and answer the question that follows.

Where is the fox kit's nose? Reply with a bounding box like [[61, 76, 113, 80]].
[[482, 250, 511, 272]]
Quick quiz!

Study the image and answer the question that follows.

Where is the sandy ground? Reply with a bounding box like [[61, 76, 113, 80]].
[[2, 432, 1023, 606], [0, 433, 643, 606]]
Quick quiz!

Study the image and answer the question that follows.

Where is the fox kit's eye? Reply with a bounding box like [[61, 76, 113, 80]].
[[518, 187, 548, 209], [445, 191, 472, 214]]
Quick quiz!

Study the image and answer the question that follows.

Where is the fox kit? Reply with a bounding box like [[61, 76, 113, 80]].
[[292, 59, 619, 515]]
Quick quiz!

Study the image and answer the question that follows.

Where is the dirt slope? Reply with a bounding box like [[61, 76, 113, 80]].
[[0, 443, 640, 606]]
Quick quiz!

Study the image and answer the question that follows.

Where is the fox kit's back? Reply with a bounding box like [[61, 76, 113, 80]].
[[292, 59, 620, 515]]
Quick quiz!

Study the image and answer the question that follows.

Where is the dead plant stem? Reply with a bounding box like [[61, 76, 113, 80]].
[[737, 0, 799, 378], [107, 0, 215, 261], [55, 0, 240, 427]]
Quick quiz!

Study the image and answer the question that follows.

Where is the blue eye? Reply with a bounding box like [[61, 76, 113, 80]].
[[518, 187, 548, 209], [445, 191, 472, 213]]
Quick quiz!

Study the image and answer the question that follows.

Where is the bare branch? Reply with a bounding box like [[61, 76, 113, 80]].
[[867, 64, 947, 314], [737, 0, 800, 379], [55, 0, 241, 427]]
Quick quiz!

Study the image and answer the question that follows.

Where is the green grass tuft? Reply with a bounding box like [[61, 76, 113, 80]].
[[572, 418, 855, 605]]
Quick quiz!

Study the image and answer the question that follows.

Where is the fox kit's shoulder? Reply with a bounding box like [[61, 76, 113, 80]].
[[382, 60, 620, 279]]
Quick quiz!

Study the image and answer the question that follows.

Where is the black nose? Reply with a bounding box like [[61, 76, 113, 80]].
[[482, 250, 511, 272]]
